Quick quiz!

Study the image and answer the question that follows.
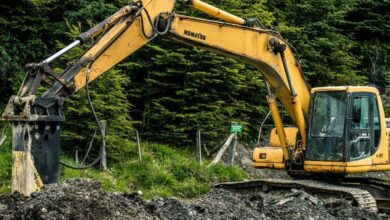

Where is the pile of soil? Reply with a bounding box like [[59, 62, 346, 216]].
[[0, 179, 379, 220], [0, 179, 152, 220]]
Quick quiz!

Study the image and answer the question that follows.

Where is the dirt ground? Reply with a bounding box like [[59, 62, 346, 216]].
[[0, 144, 387, 220], [0, 178, 381, 220]]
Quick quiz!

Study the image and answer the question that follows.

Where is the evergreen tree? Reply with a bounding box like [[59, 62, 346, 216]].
[[266, 0, 366, 86], [122, 0, 274, 147], [61, 70, 134, 162], [344, 0, 390, 91], [54, 4, 135, 162]]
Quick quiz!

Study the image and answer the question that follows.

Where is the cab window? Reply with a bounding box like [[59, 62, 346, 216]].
[[350, 96, 371, 160]]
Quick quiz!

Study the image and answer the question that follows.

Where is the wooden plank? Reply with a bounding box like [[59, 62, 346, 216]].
[[208, 133, 235, 167], [12, 151, 42, 195], [228, 134, 237, 165]]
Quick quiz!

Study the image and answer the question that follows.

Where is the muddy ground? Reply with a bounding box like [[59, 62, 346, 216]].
[[0, 179, 381, 220]]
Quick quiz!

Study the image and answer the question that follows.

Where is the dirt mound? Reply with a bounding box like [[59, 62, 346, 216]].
[[0, 179, 380, 220], [0, 179, 153, 220]]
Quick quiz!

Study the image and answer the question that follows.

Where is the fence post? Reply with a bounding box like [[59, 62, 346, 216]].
[[75, 150, 79, 163], [197, 130, 202, 165], [100, 120, 108, 171], [227, 134, 237, 165], [136, 130, 142, 163]]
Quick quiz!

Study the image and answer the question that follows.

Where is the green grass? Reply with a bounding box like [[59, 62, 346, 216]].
[[59, 143, 248, 199], [0, 112, 248, 198], [0, 123, 247, 198], [0, 124, 12, 194]]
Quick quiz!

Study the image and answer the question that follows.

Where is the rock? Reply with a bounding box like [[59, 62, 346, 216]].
[[276, 197, 294, 206]]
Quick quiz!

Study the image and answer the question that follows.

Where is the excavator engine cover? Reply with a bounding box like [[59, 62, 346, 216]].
[[252, 147, 285, 169], [2, 95, 64, 194], [252, 127, 298, 169]]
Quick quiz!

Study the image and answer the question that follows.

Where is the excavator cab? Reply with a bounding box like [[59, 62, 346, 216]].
[[253, 86, 390, 174], [305, 86, 390, 173]]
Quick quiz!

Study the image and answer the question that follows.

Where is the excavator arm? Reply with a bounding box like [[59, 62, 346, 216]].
[[167, 14, 310, 148], [2, 0, 311, 195], [46, 0, 310, 152]]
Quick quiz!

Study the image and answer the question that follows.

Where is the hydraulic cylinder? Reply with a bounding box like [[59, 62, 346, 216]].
[[291, 95, 307, 148], [267, 95, 289, 161], [187, 0, 246, 25]]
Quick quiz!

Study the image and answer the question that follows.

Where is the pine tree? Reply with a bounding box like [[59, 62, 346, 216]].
[[121, 0, 275, 147], [54, 3, 135, 162], [266, 0, 366, 86], [61, 70, 134, 162], [343, 0, 390, 91]]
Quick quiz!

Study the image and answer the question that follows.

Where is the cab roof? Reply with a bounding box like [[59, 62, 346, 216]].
[[311, 86, 380, 95]]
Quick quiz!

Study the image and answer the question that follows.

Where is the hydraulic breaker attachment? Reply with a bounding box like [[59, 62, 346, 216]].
[[2, 95, 64, 195]]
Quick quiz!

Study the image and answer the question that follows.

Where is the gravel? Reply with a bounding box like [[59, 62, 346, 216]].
[[0, 179, 381, 220]]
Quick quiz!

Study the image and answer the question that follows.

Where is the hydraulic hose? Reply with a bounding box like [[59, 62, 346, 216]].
[[60, 64, 105, 170]]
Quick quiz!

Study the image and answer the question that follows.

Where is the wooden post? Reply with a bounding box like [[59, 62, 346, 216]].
[[208, 133, 235, 167], [136, 130, 142, 163], [197, 130, 202, 165], [227, 134, 237, 165], [100, 120, 108, 171], [75, 150, 79, 163]]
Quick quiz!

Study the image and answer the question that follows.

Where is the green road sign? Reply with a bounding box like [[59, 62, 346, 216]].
[[230, 123, 243, 133]]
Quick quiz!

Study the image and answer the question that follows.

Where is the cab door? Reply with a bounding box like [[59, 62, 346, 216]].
[[348, 93, 380, 163]]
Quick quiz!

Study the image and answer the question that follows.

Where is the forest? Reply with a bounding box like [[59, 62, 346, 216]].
[[0, 0, 389, 195]]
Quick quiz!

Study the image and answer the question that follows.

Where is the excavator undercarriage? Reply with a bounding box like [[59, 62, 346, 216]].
[[215, 177, 390, 214]]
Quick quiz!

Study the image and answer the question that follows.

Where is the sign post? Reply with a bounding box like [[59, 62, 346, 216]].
[[228, 122, 242, 165]]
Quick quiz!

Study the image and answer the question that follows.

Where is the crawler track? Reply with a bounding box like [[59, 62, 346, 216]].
[[214, 178, 390, 214], [341, 177, 390, 214]]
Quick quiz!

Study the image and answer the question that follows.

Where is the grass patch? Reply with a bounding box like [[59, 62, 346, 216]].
[[0, 124, 12, 194], [0, 134, 248, 198], [60, 142, 248, 199]]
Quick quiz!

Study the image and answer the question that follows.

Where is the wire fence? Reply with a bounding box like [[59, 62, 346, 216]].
[[0, 119, 280, 170], [60, 122, 280, 168]]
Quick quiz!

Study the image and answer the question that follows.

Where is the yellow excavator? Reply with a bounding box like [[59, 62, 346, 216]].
[[2, 0, 389, 214]]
